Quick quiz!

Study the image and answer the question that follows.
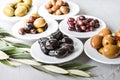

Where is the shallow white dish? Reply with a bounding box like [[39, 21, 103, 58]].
[[30, 37, 83, 64], [12, 18, 58, 41], [84, 39, 120, 64], [59, 15, 106, 38], [38, 0, 80, 20], [0, 6, 37, 22]]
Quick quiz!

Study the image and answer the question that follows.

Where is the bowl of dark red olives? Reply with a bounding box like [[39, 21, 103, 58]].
[[59, 15, 106, 38], [30, 31, 83, 64], [12, 13, 58, 41]]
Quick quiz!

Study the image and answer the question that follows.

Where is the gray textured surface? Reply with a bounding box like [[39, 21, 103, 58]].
[[0, 0, 120, 80]]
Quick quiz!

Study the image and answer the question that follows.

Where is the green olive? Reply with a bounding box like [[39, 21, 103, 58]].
[[15, 6, 27, 17], [90, 35, 103, 49], [102, 34, 115, 46], [103, 44, 120, 58]]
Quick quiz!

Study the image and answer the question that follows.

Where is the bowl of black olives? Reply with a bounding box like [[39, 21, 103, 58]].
[[30, 31, 83, 64]]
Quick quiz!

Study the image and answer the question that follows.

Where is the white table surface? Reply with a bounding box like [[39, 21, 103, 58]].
[[0, 0, 120, 80]]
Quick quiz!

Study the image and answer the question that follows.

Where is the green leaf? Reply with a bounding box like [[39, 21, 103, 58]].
[[10, 59, 41, 66], [11, 43, 30, 48], [10, 53, 32, 59], [42, 65, 68, 74], [58, 62, 82, 69], [72, 65, 96, 71], [0, 46, 16, 51], [3, 37, 25, 44], [0, 50, 9, 60], [0, 60, 15, 67], [3, 48, 30, 55], [68, 69, 91, 77]]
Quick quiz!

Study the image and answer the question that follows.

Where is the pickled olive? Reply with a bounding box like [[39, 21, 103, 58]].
[[23, 0, 32, 6], [16, 3, 30, 11], [37, 28, 44, 33], [18, 28, 25, 35], [55, 48, 69, 58], [3, 6, 15, 17], [45, 39, 59, 50], [67, 16, 100, 32], [90, 28, 120, 59], [45, 0, 70, 15], [15, 6, 27, 17], [50, 31, 63, 40], [33, 18, 46, 28], [38, 31, 74, 58], [61, 37, 73, 44], [60, 6, 69, 14], [18, 13, 47, 35]]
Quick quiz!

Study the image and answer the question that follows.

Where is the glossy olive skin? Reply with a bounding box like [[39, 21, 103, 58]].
[[38, 31, 74, 58]]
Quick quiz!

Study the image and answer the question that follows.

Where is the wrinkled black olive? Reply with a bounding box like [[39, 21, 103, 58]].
[[38, 37, 50, 55], [40, 46, 50, 55], [48, 50, 56, 56], [50, 31, 63, 40], [61, 43, 74, 53], [45, 39, 59, 50], [61, 37, 73, 44], [55, 47, 69, 58]]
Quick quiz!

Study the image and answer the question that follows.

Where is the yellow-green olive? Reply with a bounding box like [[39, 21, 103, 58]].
[[23, 0, 32, 6], [13, 0, 23, 3], [15, 6, 27, 17], [16, 3, 30, 10], [3, 6, 15, 17]]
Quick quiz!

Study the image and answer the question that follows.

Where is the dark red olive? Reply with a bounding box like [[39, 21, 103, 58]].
[[95, 23, 100, 28], [68, 18, 75, 22], [80, 26, 86, 31], [78, 16, 86, 20], [75, 25, 81, 32], [76, 20, 83, 26], [67, 21, 75, 28], [30, 28, 37, 34], [29, 16, 36, 23], [68, 27, 76, 31]]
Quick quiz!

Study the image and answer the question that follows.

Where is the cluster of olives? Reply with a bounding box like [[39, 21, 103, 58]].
[[91, 28, 120, 59], [38, 31, 74, 58], [18, 13, 47, 35], [67, 16, 100, 32], [45, 0, 70, 15], [3, 0, 32, 17]]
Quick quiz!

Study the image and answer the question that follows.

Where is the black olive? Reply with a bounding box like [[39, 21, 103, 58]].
[[61, 44, 74, 53], [50, 31, 63, 40], [42, 23, 48, 31], [45, 39, 59, 50], [61, 37, 73, 44], [40, 46, 50, 55], [24, 22, 34, 33], [55, 47, 69, 58], [48, 50, 56, 56], [38, 37, 50, 55]]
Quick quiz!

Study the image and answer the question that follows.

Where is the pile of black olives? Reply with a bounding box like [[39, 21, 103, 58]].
[[38, 31, 74, 58]]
